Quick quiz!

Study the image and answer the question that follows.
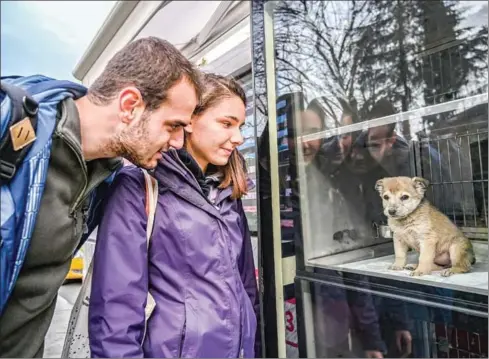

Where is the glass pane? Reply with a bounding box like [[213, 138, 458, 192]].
[[237, 73, 259, 234], [270, 0, 488, 294], [299, 278, 488, 358]]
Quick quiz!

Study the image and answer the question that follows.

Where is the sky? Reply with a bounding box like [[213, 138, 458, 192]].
[[1, 1, 117, 83]]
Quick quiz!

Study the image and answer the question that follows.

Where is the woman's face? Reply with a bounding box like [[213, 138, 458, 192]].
[[186, 95, 246, 171], [300, 110, 323, 164]]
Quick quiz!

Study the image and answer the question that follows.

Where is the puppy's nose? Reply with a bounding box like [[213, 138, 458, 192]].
[[388, 209, 397, 216]]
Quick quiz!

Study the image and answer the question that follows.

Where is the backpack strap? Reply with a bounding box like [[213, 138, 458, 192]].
[[0, 81, 39, 184], [141, 169, 158, 334], [143, 169, 158, 242]]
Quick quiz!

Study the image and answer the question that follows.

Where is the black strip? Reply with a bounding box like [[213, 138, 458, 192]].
[[0, 82, 39, 184]]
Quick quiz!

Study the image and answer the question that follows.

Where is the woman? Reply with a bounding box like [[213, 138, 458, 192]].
[[88, 73, 259, 358]]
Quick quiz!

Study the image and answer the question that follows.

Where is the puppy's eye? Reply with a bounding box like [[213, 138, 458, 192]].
[[383, 195, 389, 200], [400, 195, 409, 201]]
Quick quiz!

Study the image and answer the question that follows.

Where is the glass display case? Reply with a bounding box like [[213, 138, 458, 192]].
[[237, 72, 260, 234], [252, 0, 488, 357]]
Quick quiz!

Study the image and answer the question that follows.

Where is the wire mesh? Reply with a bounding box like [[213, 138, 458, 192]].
[[417, 129, 488, 238]]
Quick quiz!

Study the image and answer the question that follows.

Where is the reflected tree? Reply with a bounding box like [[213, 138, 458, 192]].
[[418, 0, 488, 130], [274, 1, 372, 127], [269, 0, 488, 133]]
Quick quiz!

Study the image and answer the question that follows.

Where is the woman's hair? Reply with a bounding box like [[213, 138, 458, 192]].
[[189, 73, 248, 199]]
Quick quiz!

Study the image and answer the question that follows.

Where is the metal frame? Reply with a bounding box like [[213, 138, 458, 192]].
[[262, 2, 287, 357]]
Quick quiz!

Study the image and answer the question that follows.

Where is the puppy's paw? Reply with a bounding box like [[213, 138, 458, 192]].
[[409, 269, 431, 277], [441, 268, 465, 277], [441, 269, 453, 277], [404, 264, 418, 270], [389, 263, 405, 271]]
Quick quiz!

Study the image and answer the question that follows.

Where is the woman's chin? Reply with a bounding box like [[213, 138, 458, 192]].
[[209, 156, 229, 167]]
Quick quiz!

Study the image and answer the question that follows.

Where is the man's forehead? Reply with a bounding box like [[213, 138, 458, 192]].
[[166, 79, 199, 107], [368, 126, 389, 140]]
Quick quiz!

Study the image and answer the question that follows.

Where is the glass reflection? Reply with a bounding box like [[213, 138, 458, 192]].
[[265, 0, 488, 357]]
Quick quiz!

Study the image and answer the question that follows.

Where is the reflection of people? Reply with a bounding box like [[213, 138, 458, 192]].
[[374, 297, 413, 358], [311, 275, 386, 358], [0, 37, 201, 358], [298, 102, 385, 358], [301, 102, 371, 255], [359, 98, 464, 226], [365, 99, 408, 170], [301, 99, 414, 358], [88, 74, 259, 358], [300, 109, 325, 164]]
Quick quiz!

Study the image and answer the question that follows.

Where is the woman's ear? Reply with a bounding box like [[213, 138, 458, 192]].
[[185, 117, 197, 134], [184, 123, 194, 134]]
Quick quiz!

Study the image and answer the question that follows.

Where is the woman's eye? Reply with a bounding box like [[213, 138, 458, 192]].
[[383, 195, 389, 200], [223, 122, 231, 128], [400, 195, 409, 201]]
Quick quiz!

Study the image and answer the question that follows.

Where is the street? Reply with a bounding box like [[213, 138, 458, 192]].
[[44, 282, 81, 358]]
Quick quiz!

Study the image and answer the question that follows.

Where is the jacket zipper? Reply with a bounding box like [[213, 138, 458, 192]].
[[174, 155, 211, 200], [174, 153, 243, 355], [55, 131, 112, 236], [215, 219, 245, 355], [55, 131, 88, 214], [178, 321, 186, 357]]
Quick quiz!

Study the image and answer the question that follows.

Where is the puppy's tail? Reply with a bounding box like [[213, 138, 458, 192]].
[[470, 253, 476, 265], [466, 240, 476, 265]]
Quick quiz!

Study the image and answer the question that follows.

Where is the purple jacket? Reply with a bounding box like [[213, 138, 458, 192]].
[[88, 150, 259, 358]]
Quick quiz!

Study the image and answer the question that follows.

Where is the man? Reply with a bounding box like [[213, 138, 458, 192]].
[[0, 37, 201, 357]]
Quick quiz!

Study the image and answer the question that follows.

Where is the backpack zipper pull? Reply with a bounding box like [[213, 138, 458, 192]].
[[82, 207, 89, 234]]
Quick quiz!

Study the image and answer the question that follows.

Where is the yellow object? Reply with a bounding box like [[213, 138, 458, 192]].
[[65, 252, 84, 281]]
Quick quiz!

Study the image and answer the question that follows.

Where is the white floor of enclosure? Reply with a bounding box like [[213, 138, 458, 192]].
[[309, 241, 488, 295]]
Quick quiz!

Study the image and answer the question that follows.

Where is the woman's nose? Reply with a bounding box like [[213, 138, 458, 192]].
[[231, 128, 244, 145]]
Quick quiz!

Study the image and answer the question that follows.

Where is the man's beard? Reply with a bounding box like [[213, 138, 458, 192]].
[[108, 111, 153, 168]]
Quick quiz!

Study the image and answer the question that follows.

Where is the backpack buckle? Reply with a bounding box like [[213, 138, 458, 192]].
[[22, 95, 39, 117], [0, 160, 16, 181]]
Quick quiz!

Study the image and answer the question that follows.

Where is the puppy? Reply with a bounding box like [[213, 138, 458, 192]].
[[375, 176, 476, 277]]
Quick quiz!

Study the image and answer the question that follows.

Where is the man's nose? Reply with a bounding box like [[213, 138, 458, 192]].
[[388, 209, 397, 216], [169, 128, 185, 149]]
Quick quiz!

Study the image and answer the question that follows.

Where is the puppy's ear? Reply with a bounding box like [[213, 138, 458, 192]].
[[375, 179, 384, 194], [412, 177, 429, 196]]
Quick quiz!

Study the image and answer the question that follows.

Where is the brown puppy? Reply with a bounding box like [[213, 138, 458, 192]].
[[375, 176, 476, 277]]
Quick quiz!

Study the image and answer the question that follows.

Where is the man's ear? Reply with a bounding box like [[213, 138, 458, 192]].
[[412, 177, 429, 196], [375, 179, 384, 194], [386, 135, 396, 149], [118, 87, 144, 124]]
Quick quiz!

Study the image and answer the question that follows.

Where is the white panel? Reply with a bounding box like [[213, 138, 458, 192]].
[[82, 1, 163, 85], [199, 36, 251, 77], [134, 1, 221, 47], [282, 256, 297, 286], [199, 17, 250, 64]]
